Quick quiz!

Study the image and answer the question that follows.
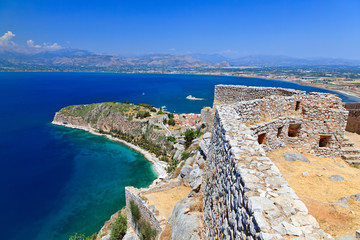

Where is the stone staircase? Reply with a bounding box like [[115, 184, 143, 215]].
[[341, 138, 360, 164]]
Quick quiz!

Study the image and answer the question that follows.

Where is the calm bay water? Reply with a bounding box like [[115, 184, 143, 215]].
[[0, 72, 359, 240]]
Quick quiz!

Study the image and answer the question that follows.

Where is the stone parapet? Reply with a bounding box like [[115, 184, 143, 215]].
[[214, 84, 304, 106], [125, 179, 181, 237], [125, 187, 163, 235], [203, 106, 333, 239], [226, 88, 348, 158]]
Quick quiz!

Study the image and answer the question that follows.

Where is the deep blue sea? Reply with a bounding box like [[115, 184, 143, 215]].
[[0, 72, 359, 240]]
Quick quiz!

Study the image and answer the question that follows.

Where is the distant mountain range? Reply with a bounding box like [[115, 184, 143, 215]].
[[190, 53, 360, 67], [1, 47, 360, 71], [0, 48, 229, 71]]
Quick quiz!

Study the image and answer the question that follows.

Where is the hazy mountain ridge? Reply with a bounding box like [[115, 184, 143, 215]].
[[1, 47, 360, 71], [192, 53, 360, 66], [0, 49, 230, 70]]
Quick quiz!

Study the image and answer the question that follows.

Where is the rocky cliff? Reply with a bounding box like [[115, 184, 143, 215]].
[[53, 102, 174, 158]]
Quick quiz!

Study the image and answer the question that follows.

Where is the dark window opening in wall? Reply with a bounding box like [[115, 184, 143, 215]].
[[258, 133, 266, 144], [319, 135, 331, 147], [295, 101, 301, 111], [277, 126, 283, 138], [288, 124, 301, 137]]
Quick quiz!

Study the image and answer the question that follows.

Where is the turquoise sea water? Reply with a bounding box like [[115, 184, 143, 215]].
[[0, 72, 359, 240]]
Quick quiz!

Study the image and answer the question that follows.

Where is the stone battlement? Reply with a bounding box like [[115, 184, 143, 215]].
[[202, 85, 349, 239], [214, 85, 348, 158]]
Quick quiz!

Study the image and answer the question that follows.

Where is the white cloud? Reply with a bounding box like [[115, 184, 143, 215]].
[[44, 42, 62, 50], [27, 40, 62, 50], [1, 31, 63, 51], [0, 31, 16, 47], [27, 39, 41, 48], [27, 39, 34, 46]]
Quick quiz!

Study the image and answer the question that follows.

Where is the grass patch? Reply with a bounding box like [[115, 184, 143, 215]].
[[351, 163, 360, 169]]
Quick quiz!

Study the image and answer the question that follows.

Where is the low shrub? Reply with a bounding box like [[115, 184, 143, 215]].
[[160, 155, 169, 162], [167, 136, 176, 142], [167, 158, 179, 173], [153, 125, 161, 130], [139, 219, 157, 240], [109, 214, 127, 240], [68, 233, 96, 240], [168, 118, 176, 126], [136, 111, 151, 119], [184, 129, 201, 148], [181, 151, 191, 160], [130, 200, 140, 222], [129, 201, 157, 240]]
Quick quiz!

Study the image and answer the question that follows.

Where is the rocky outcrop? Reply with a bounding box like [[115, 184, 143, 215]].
[[53, 102, 174, 156], [53, 105, 144, 137], [170, 197, 203, 240]]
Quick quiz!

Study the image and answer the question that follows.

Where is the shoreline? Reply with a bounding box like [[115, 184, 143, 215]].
[[51, 121, 169, 181]]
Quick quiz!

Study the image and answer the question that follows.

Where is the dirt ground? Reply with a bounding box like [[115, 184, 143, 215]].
[[267, 143, 360, 238], [143, 185, 191, 219]]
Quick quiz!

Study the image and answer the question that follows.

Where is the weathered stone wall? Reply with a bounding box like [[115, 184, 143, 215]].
[[236, 93, 348, 157], [201, 107, 214, 126], [125, 180, 181, 237], [203, 106, 333, 239], [345, 103, 360, 134], [214, 84, 303, 106], [125, 187, 163, 236], [233, 95, 304, 124]]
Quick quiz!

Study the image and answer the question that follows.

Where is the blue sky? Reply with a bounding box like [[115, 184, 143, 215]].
[[0, 0, 360, 58]]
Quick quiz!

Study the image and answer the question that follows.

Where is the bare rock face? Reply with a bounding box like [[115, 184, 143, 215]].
[[122, 232, 138, 240], [54, 108, 144, 137], [170, 198, 202, 240]]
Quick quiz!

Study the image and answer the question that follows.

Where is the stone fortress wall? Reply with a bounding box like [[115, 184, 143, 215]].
[[125, 180, 182, 236], [214, 84, 301, 105], [122, 85, 349, 239], [214, 85, 348, 157], [202, 85, 349, 239], [344, 102, 360, 134]]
